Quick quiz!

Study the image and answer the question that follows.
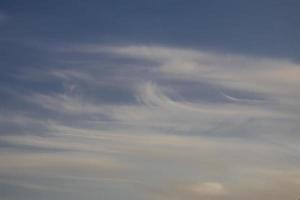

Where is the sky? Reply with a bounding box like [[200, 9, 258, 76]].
[[0, 1, 300, 200]]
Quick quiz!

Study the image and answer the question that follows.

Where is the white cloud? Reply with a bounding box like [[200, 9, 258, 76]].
[[103, 45, 300, 97], [187, 182, 227, 196]]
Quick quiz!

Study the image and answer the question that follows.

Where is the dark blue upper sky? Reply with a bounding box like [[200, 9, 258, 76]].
[[1, 0, 300, 60]]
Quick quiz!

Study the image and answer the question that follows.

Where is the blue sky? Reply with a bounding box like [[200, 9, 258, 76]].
[[0, 1, 300, 200]]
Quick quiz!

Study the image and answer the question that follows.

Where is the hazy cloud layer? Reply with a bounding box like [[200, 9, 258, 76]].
[[0, 39, 299, 200]]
